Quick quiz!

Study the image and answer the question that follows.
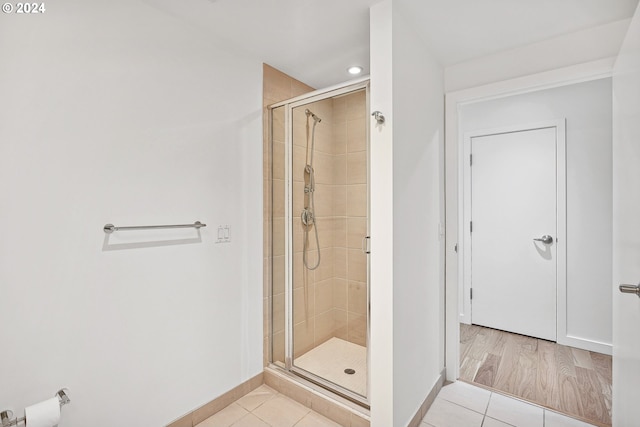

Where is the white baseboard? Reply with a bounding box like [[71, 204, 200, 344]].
[[559, 334, 612, 355]]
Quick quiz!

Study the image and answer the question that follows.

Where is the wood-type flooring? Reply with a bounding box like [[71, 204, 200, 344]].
[[459, 324, 612, 427]]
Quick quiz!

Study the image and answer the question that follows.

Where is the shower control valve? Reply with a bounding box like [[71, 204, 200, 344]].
[[301, 209, 314, 226]]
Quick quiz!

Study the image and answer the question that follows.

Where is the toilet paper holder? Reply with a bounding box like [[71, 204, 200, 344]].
[[1, 389, 70, 427]]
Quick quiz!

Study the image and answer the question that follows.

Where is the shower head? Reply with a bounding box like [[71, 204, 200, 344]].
[[305, 109, 322, 123]]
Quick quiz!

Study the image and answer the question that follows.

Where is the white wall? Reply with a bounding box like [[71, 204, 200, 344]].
[[391, 5, 445, 427], [369, 2, 394, 426], [369, 2, 445, 426], [0, 1, 263, 426], [459, 79, 613, 352], [446, 19, 630, 92], [612, 2, 640, 425]]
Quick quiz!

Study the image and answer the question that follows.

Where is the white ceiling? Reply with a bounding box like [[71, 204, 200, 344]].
[[144, 0, 639, 89], [398, 0, 639, 66]]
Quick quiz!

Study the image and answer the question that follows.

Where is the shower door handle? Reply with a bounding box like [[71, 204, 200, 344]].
[[361, 236, 370, 254]]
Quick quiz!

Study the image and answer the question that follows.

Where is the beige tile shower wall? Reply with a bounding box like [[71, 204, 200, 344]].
[[263, 64, 314, 367], [331, 90, 368, 347], [264, 69, 368, 366], [291, 98, 336, 358]]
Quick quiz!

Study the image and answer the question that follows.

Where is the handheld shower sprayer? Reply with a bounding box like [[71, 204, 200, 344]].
[[302, 107, 321, 270]]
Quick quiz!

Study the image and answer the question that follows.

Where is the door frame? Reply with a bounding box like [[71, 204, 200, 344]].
[[444, 58, 615, 381], [461, 120, 567, 343]]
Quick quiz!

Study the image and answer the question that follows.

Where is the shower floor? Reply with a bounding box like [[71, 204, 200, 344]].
[[295, 337, 367, 397]]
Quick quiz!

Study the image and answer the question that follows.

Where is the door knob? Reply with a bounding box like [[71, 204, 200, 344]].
[[619, 283, 640, 298], [533, 235, 553, 244]]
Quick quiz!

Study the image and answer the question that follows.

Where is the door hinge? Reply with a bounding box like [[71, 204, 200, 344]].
[[470, 221, 473, 232], [454, 243, 458, 253], [470, 288, 473, 300], [470, 154, 473, 166]]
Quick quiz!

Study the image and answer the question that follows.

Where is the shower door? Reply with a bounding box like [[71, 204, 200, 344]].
[[269, 81, 370, 405]]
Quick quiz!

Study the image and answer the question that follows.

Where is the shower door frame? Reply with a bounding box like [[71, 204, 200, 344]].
[[269, 78, 371, 407]]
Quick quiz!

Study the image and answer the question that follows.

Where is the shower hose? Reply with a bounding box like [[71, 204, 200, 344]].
[[302, 112, 321, 270]]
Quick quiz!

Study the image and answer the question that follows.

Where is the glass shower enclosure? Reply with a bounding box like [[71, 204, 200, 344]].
[[269, 80, 370, 405]]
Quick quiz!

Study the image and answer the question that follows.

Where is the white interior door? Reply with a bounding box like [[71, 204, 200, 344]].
[[470, 126, 558, 341], [612, 5, 640, 424]]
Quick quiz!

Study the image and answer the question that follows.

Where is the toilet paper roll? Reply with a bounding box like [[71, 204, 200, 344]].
[[24, 397, 60, 427]]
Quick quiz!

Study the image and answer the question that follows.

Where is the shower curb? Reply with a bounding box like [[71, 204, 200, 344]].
[[264, 367, 370, 427]]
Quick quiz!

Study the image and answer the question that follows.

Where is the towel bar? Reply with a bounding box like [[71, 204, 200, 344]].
[[103, 221, 206, 234]]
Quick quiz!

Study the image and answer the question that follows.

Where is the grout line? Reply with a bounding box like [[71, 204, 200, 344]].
[[249, 409, 273, 427], [436, 397, 486, 416], [485, 391, 493, 415]]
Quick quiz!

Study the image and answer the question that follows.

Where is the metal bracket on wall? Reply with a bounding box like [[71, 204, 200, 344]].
[[371, 111, 385, 125], [619, 283, 640, 298]]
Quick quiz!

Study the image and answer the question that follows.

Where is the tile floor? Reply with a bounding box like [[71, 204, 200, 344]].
[[196, 379, 596, 427], [422, 381, 597, 427], [195, 384, 344, 427]]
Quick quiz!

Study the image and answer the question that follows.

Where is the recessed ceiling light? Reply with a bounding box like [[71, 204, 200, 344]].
[[347, 66, 363, 75]]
